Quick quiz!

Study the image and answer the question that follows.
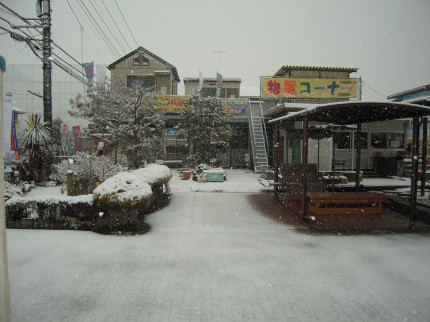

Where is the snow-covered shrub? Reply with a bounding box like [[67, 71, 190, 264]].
[[195, 163, 210, 174], [4, 182, 24, 200], [93, 164, 172, 209], [51, 152, 127, 184], [4, 181, 33, 201]]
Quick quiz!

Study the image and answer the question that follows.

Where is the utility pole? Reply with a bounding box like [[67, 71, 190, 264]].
[[41, 0, 53, 135]]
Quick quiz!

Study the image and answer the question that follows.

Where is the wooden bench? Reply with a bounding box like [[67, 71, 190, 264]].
[[307, 192, 388, 215]]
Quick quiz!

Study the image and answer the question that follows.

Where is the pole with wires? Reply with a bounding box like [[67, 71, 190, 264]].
[[42, 0, 53, 135]]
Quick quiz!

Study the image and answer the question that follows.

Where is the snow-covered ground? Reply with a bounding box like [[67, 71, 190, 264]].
[[170, 168, 264, 193], [6, 178, 430, 322], [23, 168, 265, 196]]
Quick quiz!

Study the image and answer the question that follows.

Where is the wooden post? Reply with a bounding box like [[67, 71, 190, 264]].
[[273, 124, 279, 199], [355, 123, 362, 190], [301, 117, 309, 218], [420, 117, 427, 196], [67, 170, 74, 196], [410, 117, 419, 221]]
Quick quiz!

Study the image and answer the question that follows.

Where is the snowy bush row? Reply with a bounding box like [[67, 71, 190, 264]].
[[93, 164, 172, 209], [5, 164, 172, 232]]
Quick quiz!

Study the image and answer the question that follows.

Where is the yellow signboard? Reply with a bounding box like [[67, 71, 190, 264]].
[[157, 96, 249, 115], [157, 96, 190, 113], [261, 77, 359, 99]]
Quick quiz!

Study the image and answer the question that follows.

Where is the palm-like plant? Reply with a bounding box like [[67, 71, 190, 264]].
[[19, 114, 52, 182]]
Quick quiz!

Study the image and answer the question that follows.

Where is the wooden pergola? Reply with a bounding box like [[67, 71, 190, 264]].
[[269, 101, 430, 220]]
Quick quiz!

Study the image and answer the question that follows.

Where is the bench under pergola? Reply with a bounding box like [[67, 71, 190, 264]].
[[269, 101, 430, 219]]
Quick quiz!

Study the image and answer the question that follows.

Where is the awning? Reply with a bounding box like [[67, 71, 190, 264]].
[[269, 101, 430, 125]]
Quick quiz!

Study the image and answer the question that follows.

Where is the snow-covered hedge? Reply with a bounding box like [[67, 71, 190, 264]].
[[93, 164, 172, 209], [5, 194, 95, 230]]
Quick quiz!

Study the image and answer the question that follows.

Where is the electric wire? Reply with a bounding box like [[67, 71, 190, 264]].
[[66, 0, 110, 63], [361, 80, 387, 98], [100, 0, 133, 51], [75, 0, 120, 58], [114, 0, 139, 48], [89, 0, 126, 55], [77, 0, 121, 57]]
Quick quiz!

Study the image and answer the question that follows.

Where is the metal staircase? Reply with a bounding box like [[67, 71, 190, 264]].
[[249, 101, 269, 173]]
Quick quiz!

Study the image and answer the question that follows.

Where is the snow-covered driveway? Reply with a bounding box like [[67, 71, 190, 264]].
[[6, 169, 430, 322]]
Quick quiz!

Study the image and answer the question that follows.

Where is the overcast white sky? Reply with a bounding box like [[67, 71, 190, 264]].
[[1, 0, 429, 100]]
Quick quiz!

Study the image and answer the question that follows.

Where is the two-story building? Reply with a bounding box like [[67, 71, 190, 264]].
[[108, 46, 180, 94]]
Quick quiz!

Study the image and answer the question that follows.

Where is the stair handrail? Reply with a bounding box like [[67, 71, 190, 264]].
[[248, 101, 258, 173]]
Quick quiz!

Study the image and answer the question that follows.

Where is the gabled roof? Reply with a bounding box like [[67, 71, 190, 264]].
[[108, 46, 180, 83], [274, 65, 358, 76]]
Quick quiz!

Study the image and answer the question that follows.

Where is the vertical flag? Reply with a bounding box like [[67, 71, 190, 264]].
[[83, 62, 94, 88], [10, 111, 19, 161], [95, 64, 106, 89], [61, 123, 69, 156], [216, 72, 223, 97], [72, 125, 82, 152], [3, 90, 13, 158], [198, 69, 203, 92]]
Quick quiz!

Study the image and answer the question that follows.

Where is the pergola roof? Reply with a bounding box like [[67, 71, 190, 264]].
[[269, 101, 430, 125]]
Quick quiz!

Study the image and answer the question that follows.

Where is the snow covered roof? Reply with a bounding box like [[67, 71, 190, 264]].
[[274, 65, 358, 76], [269, 101, 430, 125]]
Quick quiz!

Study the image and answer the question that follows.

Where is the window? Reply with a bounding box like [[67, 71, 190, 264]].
[[388, 133, 404, 149], [371, 133, 388, 149], [133, 54, 149, 66], [334, 132, 368, 149], [334, 132, 351, 149], [127, 75, 155, 90]]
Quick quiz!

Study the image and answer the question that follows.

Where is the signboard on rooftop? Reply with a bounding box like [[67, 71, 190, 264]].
[[261, 77, 359, 99]]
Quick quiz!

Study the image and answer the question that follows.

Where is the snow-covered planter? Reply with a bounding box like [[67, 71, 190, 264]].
[[93, 164, 172, 209]]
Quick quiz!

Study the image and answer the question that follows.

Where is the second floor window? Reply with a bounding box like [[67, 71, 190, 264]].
[[133, 54, 149, 66]]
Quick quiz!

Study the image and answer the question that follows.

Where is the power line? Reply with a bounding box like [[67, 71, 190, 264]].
[[66, 0, 109, 62], [89, 0, 126, 55], [114, 0, 139, 48], [100, 0, 133, 51], [77, 0, 121, 57], [361, 80, 387, 98]]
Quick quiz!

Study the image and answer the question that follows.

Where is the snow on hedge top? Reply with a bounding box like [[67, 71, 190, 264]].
[[6, 194, 93, 206], [93, 164, 172, 208]]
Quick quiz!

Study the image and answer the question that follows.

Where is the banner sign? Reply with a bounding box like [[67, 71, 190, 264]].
[[221, 99, 248, 116], [261, 77, 359, 99], [216, 72, 223, 97], [157, 96, 249, 116], [157, 96, 189, 114], [83, 62, 94, 87], [95, 64, 106, 89], [10, 111, 20, 160], [72, 125, 82, 152], [3, 90, 13, 158]]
